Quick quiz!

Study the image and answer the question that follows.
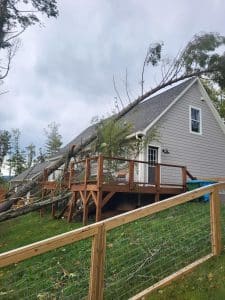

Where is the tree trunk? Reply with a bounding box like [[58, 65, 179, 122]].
[[0, 192, 71, 222], [6, 72, 209, 203]]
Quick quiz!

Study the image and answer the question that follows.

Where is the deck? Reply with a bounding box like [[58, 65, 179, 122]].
[[42, 155, 195, 224]]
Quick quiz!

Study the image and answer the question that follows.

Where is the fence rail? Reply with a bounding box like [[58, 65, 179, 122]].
[[1, 182, 225, 299]]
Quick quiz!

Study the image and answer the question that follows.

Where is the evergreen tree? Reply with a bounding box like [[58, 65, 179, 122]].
[[9, 129, 26, 175], [93, 119, 134, 158], [92, 118, 158, 158], [25, 143, 36, 168], [34, 147, 45, 164], [0, 130, 11, 173], [44, 122, 62, 157]]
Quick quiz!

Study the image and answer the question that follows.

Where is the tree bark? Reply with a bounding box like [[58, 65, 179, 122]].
[[0, 192, 71, 222]]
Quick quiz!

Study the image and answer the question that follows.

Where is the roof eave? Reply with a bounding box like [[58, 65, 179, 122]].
[[134, 77, 198, 135]]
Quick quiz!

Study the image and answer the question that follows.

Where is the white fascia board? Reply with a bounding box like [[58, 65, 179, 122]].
[[141, 77, 198, 135], [197, 78, 225, 135]]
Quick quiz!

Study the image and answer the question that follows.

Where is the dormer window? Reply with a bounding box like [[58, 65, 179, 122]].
[[189, 106, 202, 135]]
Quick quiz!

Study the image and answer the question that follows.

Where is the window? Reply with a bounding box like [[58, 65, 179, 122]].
[[190, 106, 202, 134]]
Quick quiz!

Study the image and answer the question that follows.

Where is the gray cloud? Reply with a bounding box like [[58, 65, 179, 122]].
[[1, 0, 225, 150]]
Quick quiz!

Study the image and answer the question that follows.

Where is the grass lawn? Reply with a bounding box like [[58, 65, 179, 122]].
[[0, 202, 225, 299], [0, 212, 82, 253], [149, 253, 225, 300]]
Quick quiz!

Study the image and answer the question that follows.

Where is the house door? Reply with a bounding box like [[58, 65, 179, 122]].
[[148, 146, 159, 184]]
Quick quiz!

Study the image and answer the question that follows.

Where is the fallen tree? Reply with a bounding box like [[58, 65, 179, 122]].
[[5, 32, 225, 204], [0, 192, 71, 222]]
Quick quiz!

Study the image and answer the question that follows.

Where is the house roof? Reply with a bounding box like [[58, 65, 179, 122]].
[[11, 160, 56, 182], [62, 77, 196, 151], [120, 77, 196, 133], [12, 77, 196, 182]]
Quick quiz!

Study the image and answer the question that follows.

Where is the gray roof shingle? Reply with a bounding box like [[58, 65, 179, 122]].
[[120, 77, 194, 132]]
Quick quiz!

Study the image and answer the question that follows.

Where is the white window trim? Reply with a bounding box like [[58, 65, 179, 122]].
[[189, 105, 202, 135], [147, 144, 161, 183], [148, 143, 161, 163]]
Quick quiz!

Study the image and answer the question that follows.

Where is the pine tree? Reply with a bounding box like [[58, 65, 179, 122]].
[[0, 130, 11, 173], [26, 143, 36, 168], [44, 122, 62, 157], [37, 148, 45, 163], [9, 129, 26, 175], [93, 119, 134, 158]]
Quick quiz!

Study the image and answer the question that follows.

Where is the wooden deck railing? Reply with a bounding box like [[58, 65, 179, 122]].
[[68, 155, 193, 190], [1, 182, 225, 299]]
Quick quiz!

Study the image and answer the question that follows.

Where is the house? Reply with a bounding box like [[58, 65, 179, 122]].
[[12, 76, 225, 184], [122, 76, 225, 183], [10, 77, 225, 221]]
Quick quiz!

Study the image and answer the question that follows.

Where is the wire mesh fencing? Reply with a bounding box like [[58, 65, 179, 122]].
[[219, 192, 225, 247], [0, 183, 224, 300], [0, 238, 92, 300], [104, 201, 211, 299]]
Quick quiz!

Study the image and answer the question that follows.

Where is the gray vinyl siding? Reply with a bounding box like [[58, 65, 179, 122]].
[[145, 81, 225, 181]]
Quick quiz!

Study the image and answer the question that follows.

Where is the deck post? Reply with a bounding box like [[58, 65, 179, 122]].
[[51, 190, 56, 218], [155, 164, 160, 202], [67, 192, 77, 222], [182, 166, 187, 192], [68, 161, 75, 188], [97, 155, 104, 188], [210, 188, 222, 256], [96, 155, 104, 222], [85, 158, 90, 187], [89, 223, 106, 300], [96, 191, 103, 222], [83, 192, 89, 225], [67, 195, 74, 223], [129, 160, 134, 190]]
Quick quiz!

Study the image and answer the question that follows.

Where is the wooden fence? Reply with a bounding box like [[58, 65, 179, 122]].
[[0, 182, 225, 299]]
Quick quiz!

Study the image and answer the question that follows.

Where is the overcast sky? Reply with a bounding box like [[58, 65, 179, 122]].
[[1, 0, 225, 151]]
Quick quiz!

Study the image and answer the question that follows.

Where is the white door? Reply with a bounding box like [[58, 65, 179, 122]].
[[148, 146, 158, 184]]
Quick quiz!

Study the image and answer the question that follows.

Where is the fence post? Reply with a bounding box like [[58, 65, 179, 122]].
[[210, 187, 222, 256], [88, 223, 106, 300]]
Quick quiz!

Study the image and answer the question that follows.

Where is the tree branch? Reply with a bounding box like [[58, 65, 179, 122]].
[[113, 75, 124, 109], [125, 68, 131, 103]]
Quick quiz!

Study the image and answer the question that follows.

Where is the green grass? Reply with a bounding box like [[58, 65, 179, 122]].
[[149, 253, 225, 300], [0, 212, 82, 253], [0, 202, 225, 299]]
